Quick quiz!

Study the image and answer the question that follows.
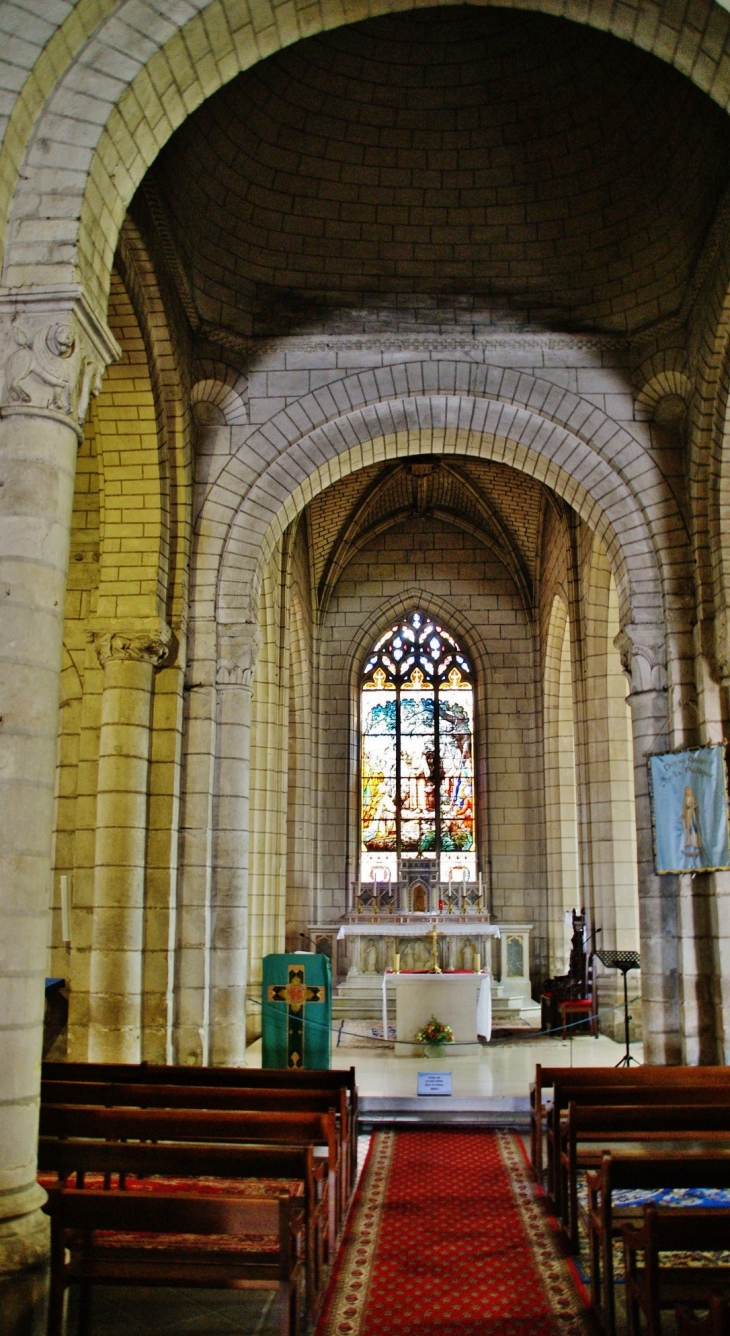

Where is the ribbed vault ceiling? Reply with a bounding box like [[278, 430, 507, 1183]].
[[148, 5, 730, 337]]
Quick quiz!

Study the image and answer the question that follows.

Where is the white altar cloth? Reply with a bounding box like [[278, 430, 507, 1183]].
[[382, 971, 492, 1054]]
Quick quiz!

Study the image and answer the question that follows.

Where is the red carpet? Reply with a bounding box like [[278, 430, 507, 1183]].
[[318, 1131, 588, 1336]]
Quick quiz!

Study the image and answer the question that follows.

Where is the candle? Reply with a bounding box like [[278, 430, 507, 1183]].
[[393, 953, 400, 974], [474, 952, 481, 973], [478, 871, 483, 901]]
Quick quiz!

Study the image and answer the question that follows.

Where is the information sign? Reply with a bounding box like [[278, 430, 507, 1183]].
[[417, 1071, 453, 1096]]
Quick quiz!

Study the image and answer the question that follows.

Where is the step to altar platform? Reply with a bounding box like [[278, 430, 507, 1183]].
[[358, 1094, 530, 1128]]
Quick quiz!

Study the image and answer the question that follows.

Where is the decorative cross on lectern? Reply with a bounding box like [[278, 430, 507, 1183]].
[[267, 963, 325, 1068]]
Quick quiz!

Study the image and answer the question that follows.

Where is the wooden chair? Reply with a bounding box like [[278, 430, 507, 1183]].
[[623, 1208, 730, 1336], [45, 1187, 304, 1336]]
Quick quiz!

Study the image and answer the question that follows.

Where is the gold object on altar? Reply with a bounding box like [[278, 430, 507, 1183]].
[[427, 922, 442, 974]]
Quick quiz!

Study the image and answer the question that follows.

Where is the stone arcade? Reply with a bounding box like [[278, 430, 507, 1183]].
[[4, 0, 730, 1328]]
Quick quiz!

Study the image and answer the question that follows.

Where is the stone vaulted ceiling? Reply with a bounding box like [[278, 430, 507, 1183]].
[[145, 5, 730, 338]]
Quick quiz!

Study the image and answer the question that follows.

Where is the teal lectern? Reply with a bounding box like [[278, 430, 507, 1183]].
[[261, 952, 331, 1069]]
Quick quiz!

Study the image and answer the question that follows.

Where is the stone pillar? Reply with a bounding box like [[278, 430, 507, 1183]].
[[0, 291, 117, 1330], [211, 622, 262, 1065], [87, 622, 171, 1062], [616, 623, 681, 1064]]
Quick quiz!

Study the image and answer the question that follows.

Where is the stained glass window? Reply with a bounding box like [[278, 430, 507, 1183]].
[[360, 611, 476, 888]]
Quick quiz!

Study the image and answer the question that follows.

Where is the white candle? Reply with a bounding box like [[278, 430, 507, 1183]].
[[60, 875, 70, 944], [478, 871, 483, 901]]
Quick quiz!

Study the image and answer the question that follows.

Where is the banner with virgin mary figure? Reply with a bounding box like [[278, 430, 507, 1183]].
[[648, 744, 730, 874]]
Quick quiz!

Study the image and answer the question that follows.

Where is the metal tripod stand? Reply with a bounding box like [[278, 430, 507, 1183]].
[[595, 950, 641, 1066]]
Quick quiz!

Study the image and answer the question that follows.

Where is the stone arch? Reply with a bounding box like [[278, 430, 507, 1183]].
[[5, 0, 730, 324], [197, 370, 680, 634]]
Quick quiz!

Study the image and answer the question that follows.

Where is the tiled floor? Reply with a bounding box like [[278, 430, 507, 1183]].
[[66, 1286, 281, 1335]]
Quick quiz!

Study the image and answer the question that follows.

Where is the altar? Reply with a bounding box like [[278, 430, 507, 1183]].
[[384, 971, 492, 1055]]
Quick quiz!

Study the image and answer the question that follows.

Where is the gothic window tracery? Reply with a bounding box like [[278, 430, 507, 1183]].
[[360, 611, 476, 889]]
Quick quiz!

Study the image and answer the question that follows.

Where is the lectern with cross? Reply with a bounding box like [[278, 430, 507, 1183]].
[[261, 953, 332, 1068]]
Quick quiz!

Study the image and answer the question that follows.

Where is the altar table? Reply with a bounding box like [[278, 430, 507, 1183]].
[[382, 971, 492, 1055]]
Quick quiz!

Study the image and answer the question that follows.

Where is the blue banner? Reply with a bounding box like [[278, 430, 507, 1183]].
[[648, 745, 730, 874]]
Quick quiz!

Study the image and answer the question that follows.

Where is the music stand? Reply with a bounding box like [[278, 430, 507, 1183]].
[[595, 950, 641, 1066]]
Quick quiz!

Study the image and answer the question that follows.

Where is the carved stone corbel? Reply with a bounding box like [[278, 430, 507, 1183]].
[[91, 620, 173, 669], [0, 286, 119, 441], [216, 623, 263, 689], [614, 622, 668, 694]]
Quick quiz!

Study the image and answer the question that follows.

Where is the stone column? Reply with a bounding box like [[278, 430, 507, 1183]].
[[616, 623, 681, 1064], [211, 622, 262, 1065], [87, 622, 171, 1062], [0, 290, 117, 1330]]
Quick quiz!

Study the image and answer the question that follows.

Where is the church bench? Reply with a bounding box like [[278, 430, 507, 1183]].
[[42, 1061, 359, 1194], [547, 1081, 730, 1212], [586, 1148, 730, 1336], [39, 1104, 342, 1248], [622, 1207, 730, 1336], [44, 1186, 305, 1336], [40, 1079, 352, 1223], [562, 1103, 730, 1254], [530, 1064, 730, 1184], [37, 1136, 327, 1321]]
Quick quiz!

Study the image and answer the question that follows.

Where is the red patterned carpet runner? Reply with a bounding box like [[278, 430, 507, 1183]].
[[318, 1131, 589, 1336]]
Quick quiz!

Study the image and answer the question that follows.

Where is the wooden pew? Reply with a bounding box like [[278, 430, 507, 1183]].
[[676, 1297, 730, 1336], [42, 1061, 359, 1192], [548, 1082, 730, 1214], [45, 1187, 304, 1336], [41, 1079, 351, 1225], [530, 1064, 730, 1183], [562, 1103, 730, 1254], [586, 1149, 730, 1336], [622, 1207, 730, 1336], [40, 1103, 342, 1247], [38, 1135, 327, 1320]]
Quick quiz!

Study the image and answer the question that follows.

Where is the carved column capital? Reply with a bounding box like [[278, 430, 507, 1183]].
[[0, 285, 120, 441], [614, 622, 668, 695], [216, 622, 263, 689], [90, 619, 173, 669]]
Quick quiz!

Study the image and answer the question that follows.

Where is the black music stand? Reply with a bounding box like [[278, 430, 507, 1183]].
[[595, 950, 641, 1066]]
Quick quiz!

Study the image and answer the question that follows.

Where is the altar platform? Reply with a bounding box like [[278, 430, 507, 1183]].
[[243, 1031, 643, 1126]]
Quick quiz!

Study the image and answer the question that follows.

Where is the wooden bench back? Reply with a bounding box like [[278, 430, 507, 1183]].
[[595, 1149, 730, 1192], [46, 1186, 287, 1238], [37, 1135, 317, 1186], [570, 1102, 730, 1133], [634, 1206, 730, 1252], [40, 1103, 335, 1153], [43, 1061, 356, 1097], [41, 1080, 342, 1117], [536, 1063, 730, 1093], [554, 1082, 730, 1112]]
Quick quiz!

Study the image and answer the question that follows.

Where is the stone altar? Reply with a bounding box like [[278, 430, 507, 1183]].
[[385, 972, 492, 1055]]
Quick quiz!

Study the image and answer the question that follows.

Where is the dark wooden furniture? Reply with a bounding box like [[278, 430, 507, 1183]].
[[45, 1187, 304, 1336], [623, 1208, 730, 1336], [586, 1149, 730, 1336], [39, 1103, 342, 1246], [562, 1103, 730, 1253], [38, 1135, 327, 1319], [42, 1061, 359, 1192]]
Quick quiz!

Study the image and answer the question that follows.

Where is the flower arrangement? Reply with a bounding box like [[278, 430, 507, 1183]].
[[414, 1016, 454, 1046]]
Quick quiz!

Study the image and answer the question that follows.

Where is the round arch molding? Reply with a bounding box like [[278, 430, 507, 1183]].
[[198, 371, 687, 637], [4, 0, 730, 320]]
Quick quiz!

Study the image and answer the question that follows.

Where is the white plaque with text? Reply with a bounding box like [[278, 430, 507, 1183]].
[[417, 1071, 453, 1096]]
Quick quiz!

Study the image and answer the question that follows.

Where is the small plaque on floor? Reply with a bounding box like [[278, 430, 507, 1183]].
[[417, 1071, 452, 1096]]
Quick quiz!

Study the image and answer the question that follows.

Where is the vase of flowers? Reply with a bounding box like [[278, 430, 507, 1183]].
[[415, 1016, 454, 1058]]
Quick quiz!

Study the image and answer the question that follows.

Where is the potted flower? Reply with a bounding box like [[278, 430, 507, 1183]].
[[415, 1016, 454, 1059]]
